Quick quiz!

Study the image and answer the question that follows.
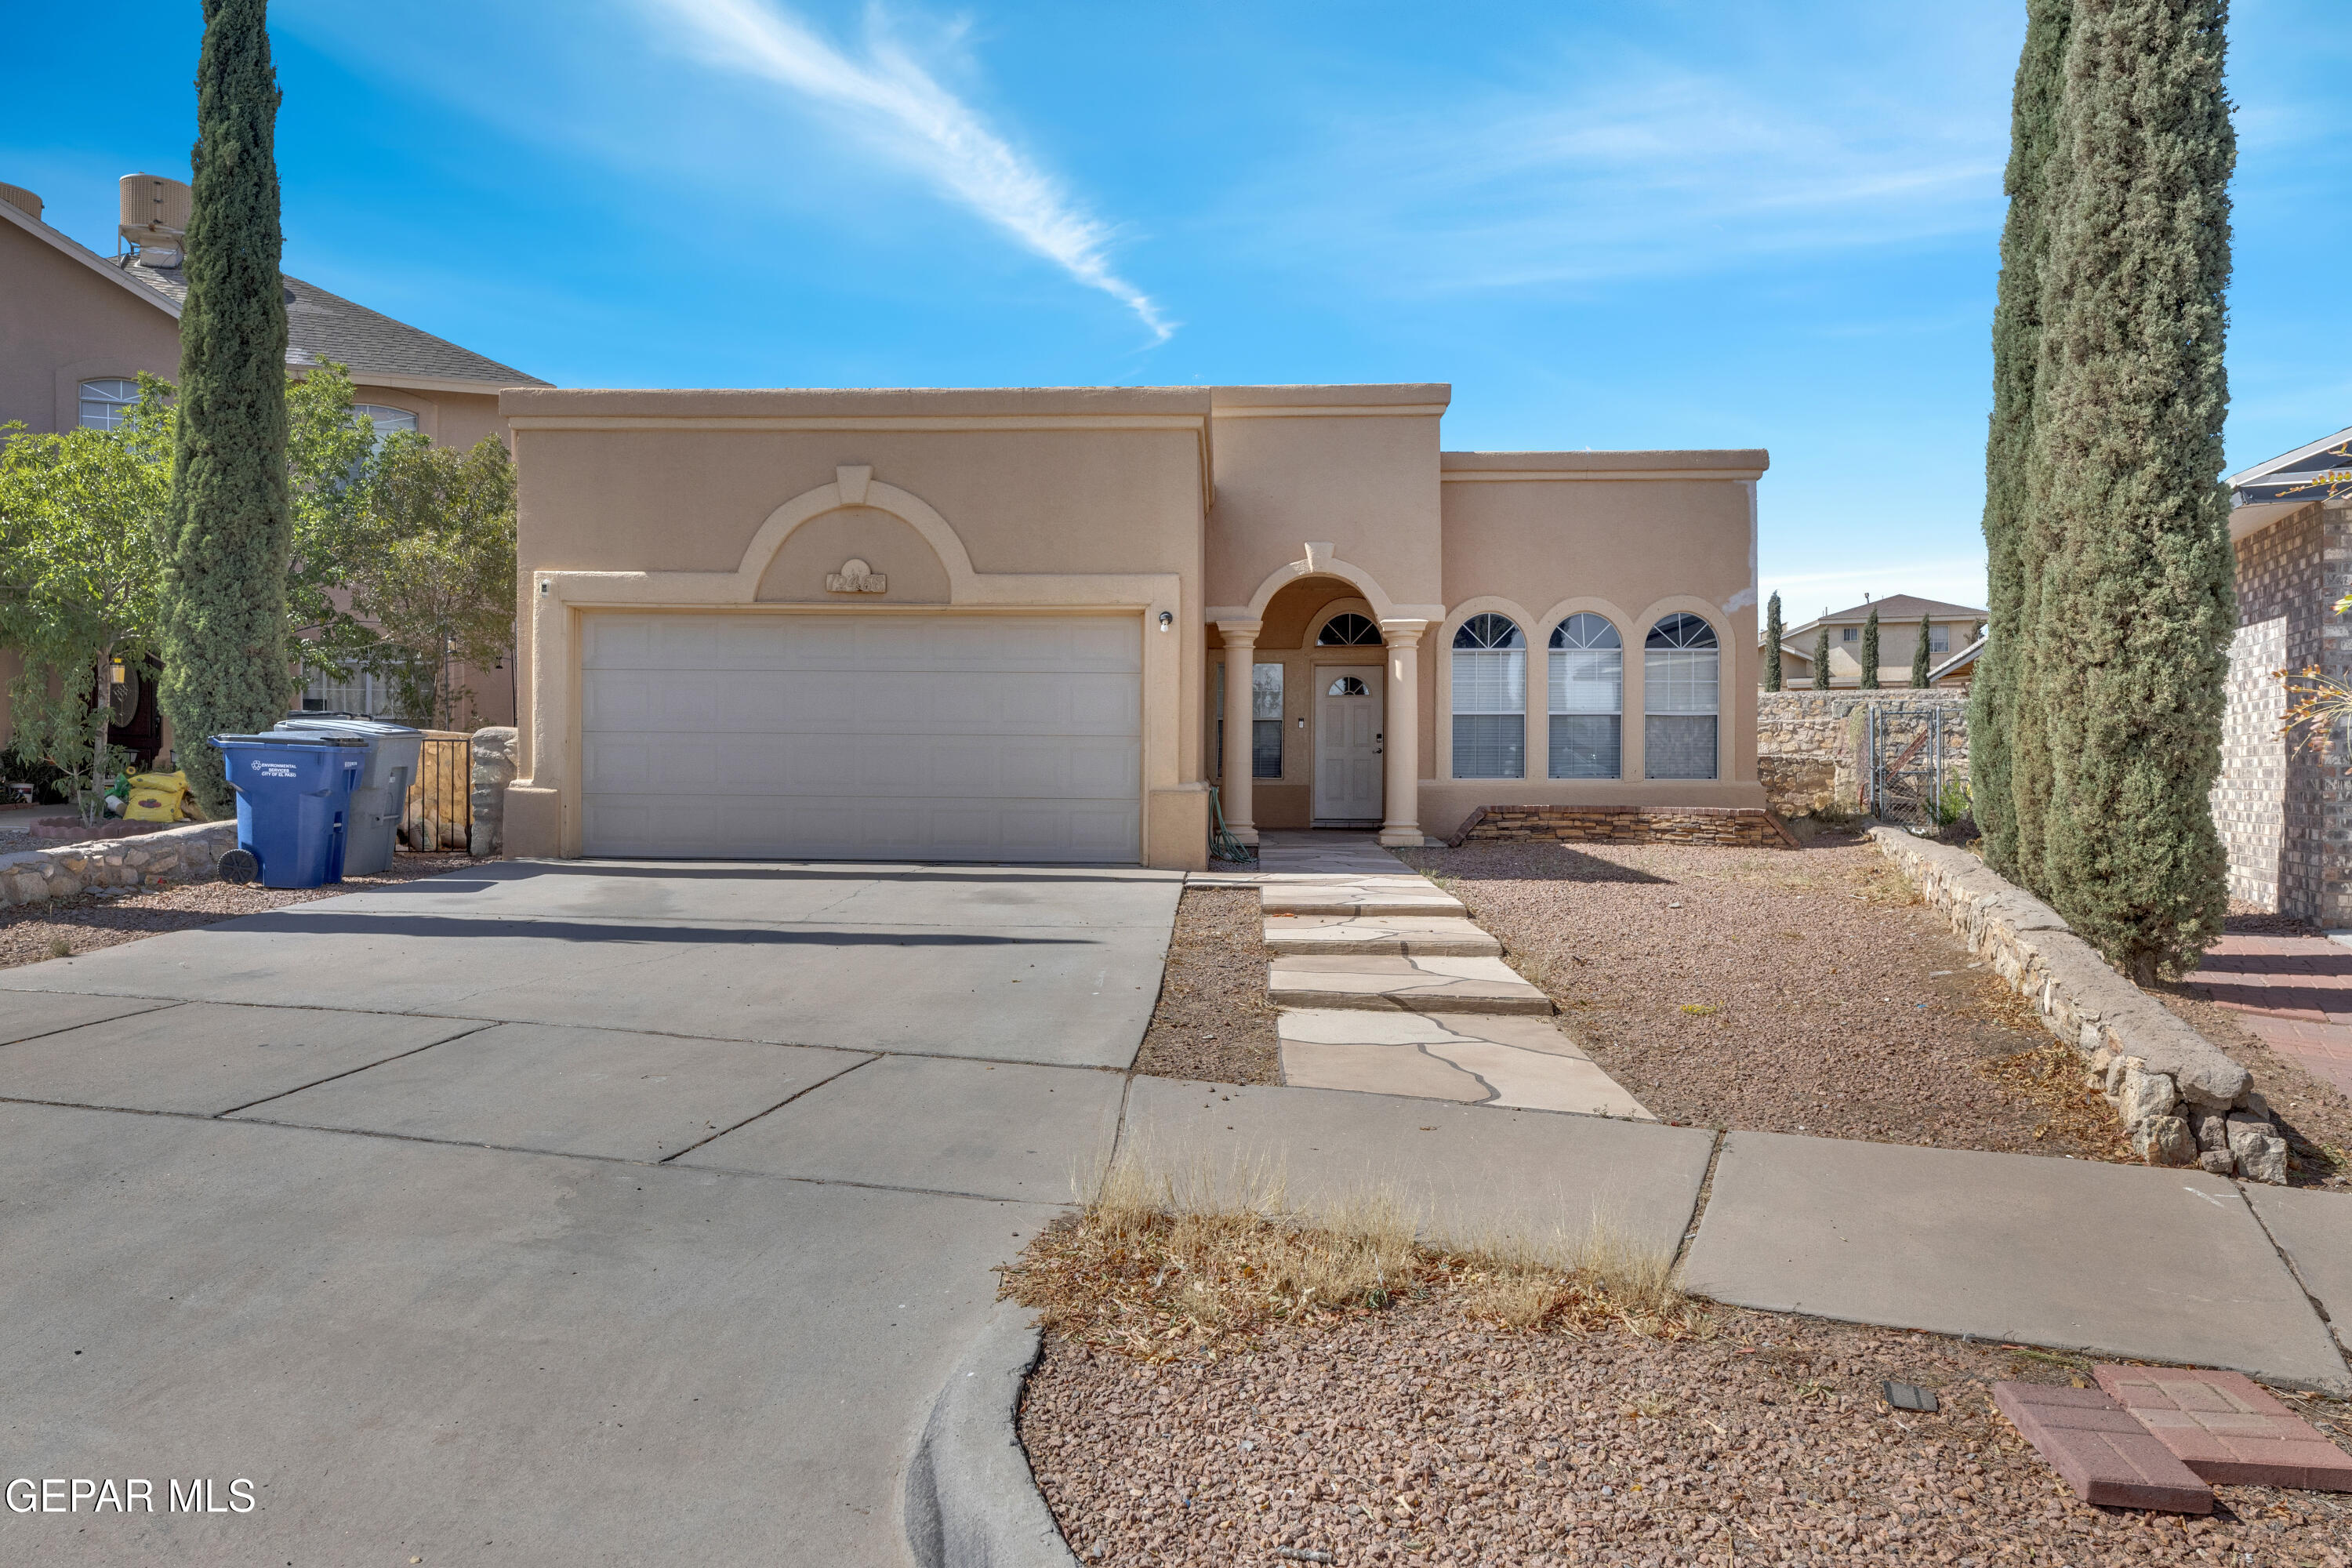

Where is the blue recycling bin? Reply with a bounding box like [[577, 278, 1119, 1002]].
[[209, 733, 368, 888]]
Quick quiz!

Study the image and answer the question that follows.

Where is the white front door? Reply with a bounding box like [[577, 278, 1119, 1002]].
[[1313, 666, 1384, 822]]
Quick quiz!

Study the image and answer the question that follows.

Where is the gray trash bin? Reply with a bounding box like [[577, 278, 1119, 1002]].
[[272, 716, 423, 876]]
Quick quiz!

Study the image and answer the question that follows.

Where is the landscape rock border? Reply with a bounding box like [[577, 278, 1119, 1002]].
[[903, 1298, 1078, 1568], [0, 820, 239, 908], [1870, 827, 2288, 1181], [1446, 803, 1799, 849]]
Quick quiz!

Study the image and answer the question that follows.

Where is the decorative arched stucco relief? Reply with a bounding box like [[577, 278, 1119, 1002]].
[[1227, 544, 1441, 626], [735, 469, 978, 602]]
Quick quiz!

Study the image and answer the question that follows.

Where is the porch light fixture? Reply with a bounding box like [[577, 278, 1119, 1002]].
[[110, 659, 126, 685], [1157, 611, 1173, 631]]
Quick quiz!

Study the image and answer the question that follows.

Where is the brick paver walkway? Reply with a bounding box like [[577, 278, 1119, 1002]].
[[2187, 935, 2352, 1098]]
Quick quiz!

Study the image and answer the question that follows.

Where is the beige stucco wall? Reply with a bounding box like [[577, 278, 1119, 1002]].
[[0, 217, 181, 434], [1418, 451, 1767, 838], [502, 387, 1211, 866]]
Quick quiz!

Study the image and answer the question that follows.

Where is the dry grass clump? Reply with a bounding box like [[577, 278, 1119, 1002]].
[[1975, 1038, 2136, 1160], [1000, 1154, 1706, 1359]]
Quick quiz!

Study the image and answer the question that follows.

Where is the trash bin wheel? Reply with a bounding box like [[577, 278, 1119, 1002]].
[[220, 848, 259, 885]]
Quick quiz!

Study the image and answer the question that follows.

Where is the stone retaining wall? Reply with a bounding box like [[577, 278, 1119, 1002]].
[[1759, 691, 1970, 818], [1868, 827, 2290, 1181], [1448, 804, 1798, 849], [0, 820, 240, 907], [470, 727, 518, 858]]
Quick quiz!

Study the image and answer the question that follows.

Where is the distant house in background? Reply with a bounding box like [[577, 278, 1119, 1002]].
[[1764, 595, 1985, 689], [0, 172, 547, 751], [2212, 424, 2352, 922]]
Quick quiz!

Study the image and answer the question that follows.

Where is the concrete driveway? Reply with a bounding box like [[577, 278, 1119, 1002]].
[[0, 858, 1179, 1565]]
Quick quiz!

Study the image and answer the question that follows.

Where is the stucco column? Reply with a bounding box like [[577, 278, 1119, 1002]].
[[1378, 619, 1426, 848], [1216, 622, 1260, 846]]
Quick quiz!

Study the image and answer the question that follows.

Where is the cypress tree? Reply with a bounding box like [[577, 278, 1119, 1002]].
[[1974, 0, 2071, 880], [1858, 608, 1881, 689], [1911, 613, 1935, 688], [1813, 627, 1831, 691], [2031, 0, 2235, 982], [158, 0, 291, 817], [1763, 592, 1784, 692]]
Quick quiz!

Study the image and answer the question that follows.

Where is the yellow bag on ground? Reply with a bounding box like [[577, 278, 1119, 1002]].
[[124, 771, 190, 822]]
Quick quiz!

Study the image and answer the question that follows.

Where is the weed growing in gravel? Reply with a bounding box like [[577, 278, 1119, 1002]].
[[1004, 1156, 1708, 1358]]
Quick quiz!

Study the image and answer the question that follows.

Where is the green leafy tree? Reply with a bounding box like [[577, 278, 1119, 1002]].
[[343, 434, 517, 728], [2029, 0, 2235, 982], [1813, 626, 1831, 690], [1858, 608, 1881, 689], [158, 0, 292, 818], [1762, 592, 1784, 692], [1911, 613, 1935, 688], [0, 381, 173, 818], [1976, 0, 2072, 881], [285, 361, 378, 677]]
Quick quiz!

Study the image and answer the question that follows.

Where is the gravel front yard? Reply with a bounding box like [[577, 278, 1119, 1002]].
[[1134, 887, 1281, 1086], [1395, 836, 2348, 1181], [0, 854, 488, 970], [1019, 1301, 2352, 1568]]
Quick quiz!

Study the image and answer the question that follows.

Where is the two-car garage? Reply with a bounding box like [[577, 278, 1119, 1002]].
[[577, 612, 1144, 862]]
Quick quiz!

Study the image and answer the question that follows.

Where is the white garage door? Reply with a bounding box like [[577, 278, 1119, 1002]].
[[580, 612, 1142, 862]]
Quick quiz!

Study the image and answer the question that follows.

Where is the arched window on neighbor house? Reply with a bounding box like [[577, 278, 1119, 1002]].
[[354, 405, 421, 446], [1548, 612, 1622, 778], [1644, 612, 1719, 779], [1316, 612, 1382, 647], [1451, 613, 1525, 779], [78, 378, 140, 430]]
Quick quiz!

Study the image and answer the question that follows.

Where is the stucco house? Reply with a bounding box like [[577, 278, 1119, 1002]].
[[2214, 423, 2352, 921], [499, 385, 1769, 869], [1767, 594, 1984, 689], [0, 173, 544, 750]]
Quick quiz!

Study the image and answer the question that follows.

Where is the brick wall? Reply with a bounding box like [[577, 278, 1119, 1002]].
[[2219, 501, 2352, 921], [1446, 804, 1797, 848]]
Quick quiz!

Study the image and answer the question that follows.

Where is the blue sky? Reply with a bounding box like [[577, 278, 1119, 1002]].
[[9, 2, 2347, 620]]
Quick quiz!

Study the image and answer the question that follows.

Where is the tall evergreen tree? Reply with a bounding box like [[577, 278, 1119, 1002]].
[[2031, 0, 2235, 982], [1911, 613, 1935, 688], [1762, 592, 1784, 692], [1858, 608, 1881, 689], [1812, 627, 1831, 691], [158, 0, 291, 817], [1975, 0, 2072, 880]]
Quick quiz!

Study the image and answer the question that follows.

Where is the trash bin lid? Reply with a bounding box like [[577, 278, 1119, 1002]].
[[212, 732, 368, 749], [275, 717, 424, 739]]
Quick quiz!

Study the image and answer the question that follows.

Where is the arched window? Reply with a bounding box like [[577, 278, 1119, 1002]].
[[1548, 613, 1622, 779], [1326, 675, 1370, 696], [1316, 612, 1382, 647], [1644, 612, 1719, 779], [1451, 613, 1525, 779], [354, 405, 420, 445], [78, 378, 140, 430]]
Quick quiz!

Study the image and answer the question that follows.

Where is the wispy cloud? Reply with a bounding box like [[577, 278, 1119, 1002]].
[[647, 0, 1171, 341], [1236, 59, 2005, 292]]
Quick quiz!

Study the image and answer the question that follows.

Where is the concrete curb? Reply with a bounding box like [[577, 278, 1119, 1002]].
[[904, 1298, 1078, 1568]]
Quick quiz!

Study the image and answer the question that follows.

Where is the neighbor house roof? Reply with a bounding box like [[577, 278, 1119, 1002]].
[[0, 191, 546, 394], [2227, 424, 2352, 543], [1798, 593, 1984, 627], [1929, 634, 1985, 682]]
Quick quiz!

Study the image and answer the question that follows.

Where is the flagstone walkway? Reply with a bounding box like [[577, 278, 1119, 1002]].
[[1194, 833, 1652, 1117], [2187, 932, 2352, 1098]]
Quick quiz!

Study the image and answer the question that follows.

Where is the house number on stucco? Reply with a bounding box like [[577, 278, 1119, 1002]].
[[824, 558, 887, 594]]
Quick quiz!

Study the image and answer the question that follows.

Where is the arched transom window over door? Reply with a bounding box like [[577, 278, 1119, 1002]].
[[1451, 613, 1526, 779], [1548, 612, 1622, 779], [1316, 612, 1382, 647], [1644, 612, 1719, 779]]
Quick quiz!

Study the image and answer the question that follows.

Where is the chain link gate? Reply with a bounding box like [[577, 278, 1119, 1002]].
[[1857, 701, 1951, 829]]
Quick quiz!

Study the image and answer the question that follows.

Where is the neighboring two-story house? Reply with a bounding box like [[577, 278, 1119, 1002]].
[[0, 172, 546, 760], [1765, 594, 1984, 689]]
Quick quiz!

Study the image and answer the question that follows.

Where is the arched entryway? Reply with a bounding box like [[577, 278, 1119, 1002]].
[[1209, 564, 1427, 847]]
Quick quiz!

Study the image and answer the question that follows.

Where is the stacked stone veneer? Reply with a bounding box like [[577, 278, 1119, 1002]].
[[1871, 828, 2290, 1182], [1447, 804, 1796, 849], [1756, 690, 1970, 818], [2216, 500, 2352, 922], [470, 727, 518, 858], [0, 821, 239, 907]]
